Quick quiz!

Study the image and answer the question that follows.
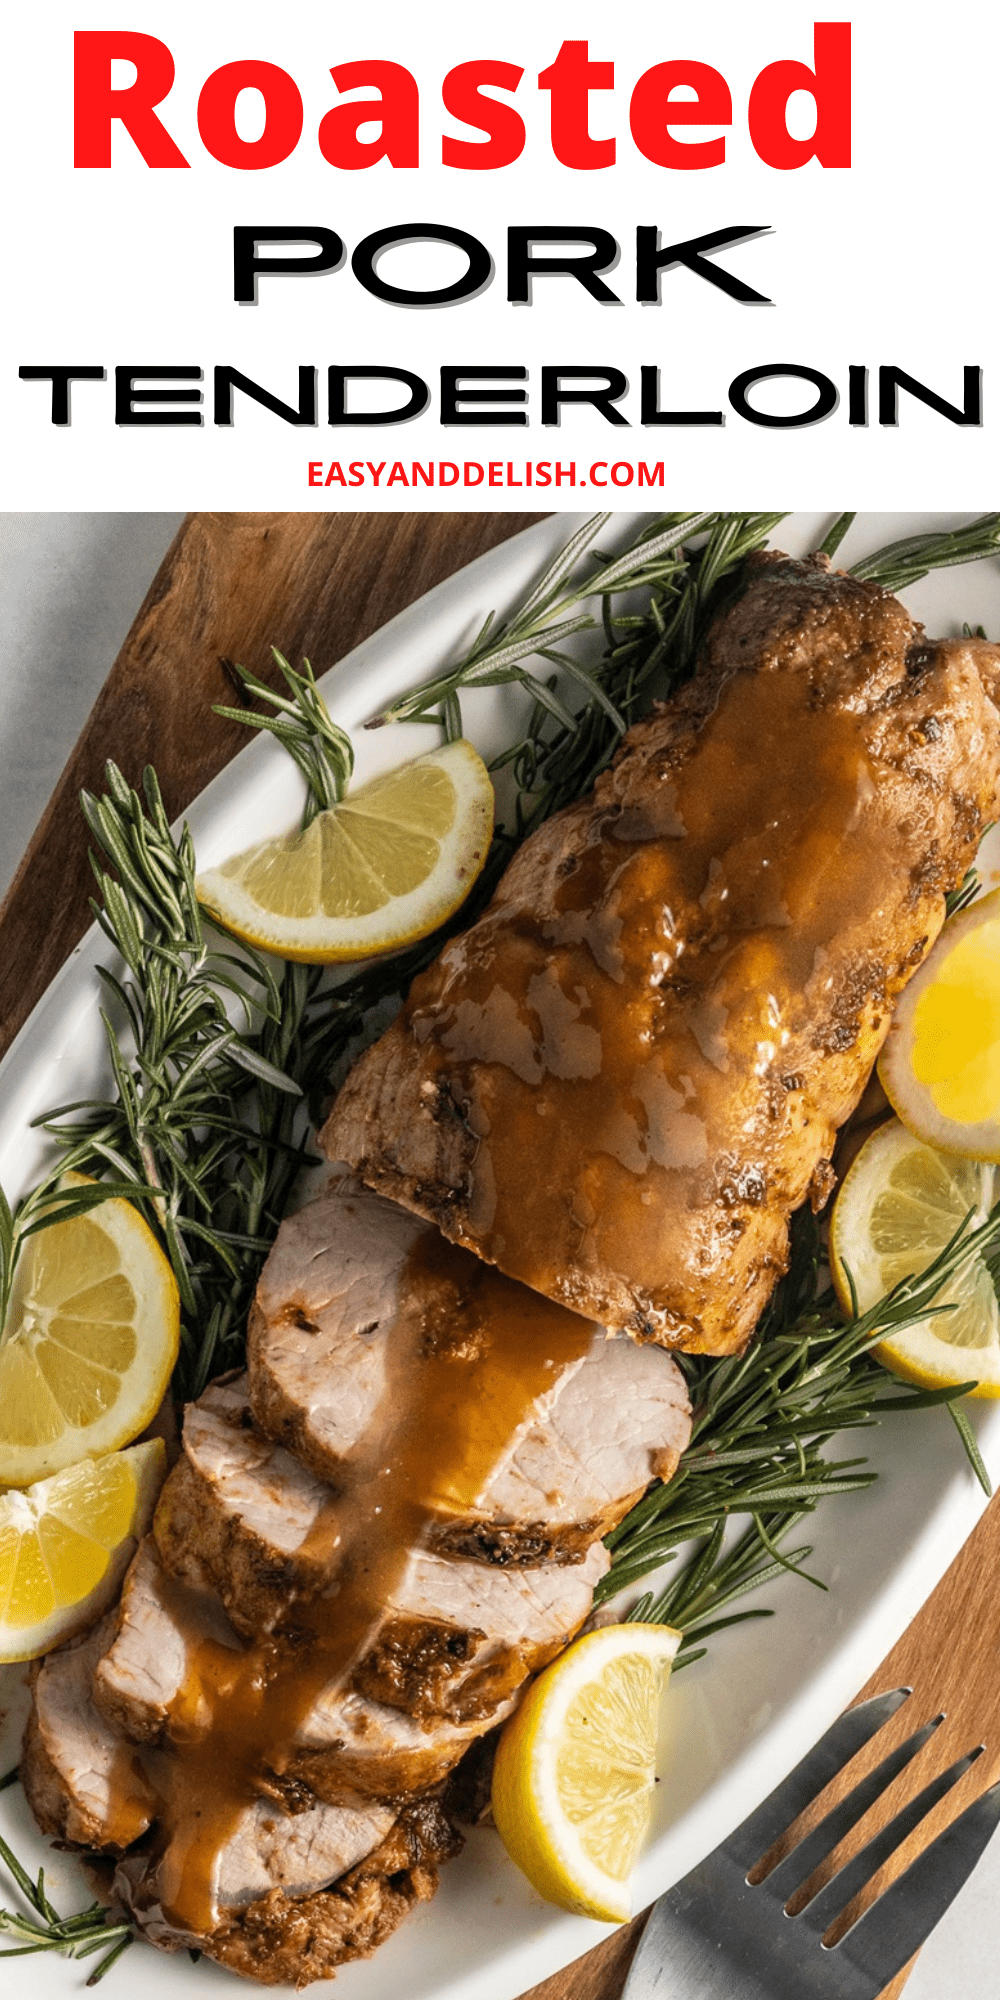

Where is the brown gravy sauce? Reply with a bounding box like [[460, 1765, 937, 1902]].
[[130, 1232, 594, 1935], [106, 1743, 159, 1849], [405, 666, 900, 1326]]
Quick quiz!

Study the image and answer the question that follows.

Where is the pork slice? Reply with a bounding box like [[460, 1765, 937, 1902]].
[[348, 1539, 608, 1721], [93, 1537, 241, 1745], [93, 1539, 520, 1790], [116, 1790, 396, 1919], [155, 1377, 334, 1624], [157, 1467, 610, 1718], [164, 1358, 685, 1622], [21, 1617, 156, 1851], [321, 557, 1000, 1352], [247, 1182, 430, 1473], [115, 1799, 461, 1985], [293, 1682, 515, 1802], [247, 1185, 690, 1558]]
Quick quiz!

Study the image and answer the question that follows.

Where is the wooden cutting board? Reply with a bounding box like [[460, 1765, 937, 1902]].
[[2, 510, 998, 2000]]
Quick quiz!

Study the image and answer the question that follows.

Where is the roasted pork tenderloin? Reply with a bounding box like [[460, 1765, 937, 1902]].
[[32, 550, 996, 1982], [322, 555, 1000, 1353]]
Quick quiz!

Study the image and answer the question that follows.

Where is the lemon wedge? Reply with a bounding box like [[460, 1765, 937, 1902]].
[[829, 1117, 1000, 1393], [196, 739, 494, 963], [0, 1183, 180, 1487], [0, 1438, 165, 1661], [879, 887, 1000, 1160], [491, 1623, 681, 1922]]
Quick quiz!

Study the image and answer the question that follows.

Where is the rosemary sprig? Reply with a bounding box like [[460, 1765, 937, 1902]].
[[31, 763, 324, 1400], [627, 1514, 816, 1672], [598, 1201, 998, 1626], [852, 513, 1000, 593], [213, 653, 354, 825], [0, 1818, 131, 1983], [424, 511, 785, 842], [365, 512, 785, 746]]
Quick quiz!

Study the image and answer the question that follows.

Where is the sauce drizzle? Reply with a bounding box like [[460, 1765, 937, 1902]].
[[129, 1232, 594, 1933], [401, 665, 904, 1341]]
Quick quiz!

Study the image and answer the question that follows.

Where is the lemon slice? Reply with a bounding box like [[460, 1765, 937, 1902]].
[[829, 1117, 1000, 1393], [0, 1182, 180, 1487], [196, 739, 494, 963], [491, 1623, 681, 1922], [879, 887, 1000, 1160], [0, 1438, 165, 1661]]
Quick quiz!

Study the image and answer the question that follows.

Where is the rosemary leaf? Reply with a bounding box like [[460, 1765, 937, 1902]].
[[818, 512, 857, 560], [86, 1934, 134, 1983], [948, 1400, 991, 1496]]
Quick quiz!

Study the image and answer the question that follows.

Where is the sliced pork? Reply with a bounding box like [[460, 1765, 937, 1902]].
[[162, 1351, 687, 1610], [92, 1539, 515, 1798], [23, 1166, 686, 1981], [24, 1609, 461, 1983], [247, 1181, 689, 1563], [103, 1530, 606, 1737]]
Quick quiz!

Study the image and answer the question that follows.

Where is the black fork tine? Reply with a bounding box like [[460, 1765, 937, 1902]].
[[797, 1747, 984, 1936], [832, 1778, 1000, 1990], [759, 1713, 945, 1902], [724, 1689, 912, 1872]]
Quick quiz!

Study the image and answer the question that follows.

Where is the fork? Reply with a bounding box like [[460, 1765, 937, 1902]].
[[621, 1689, 1000, 2000]]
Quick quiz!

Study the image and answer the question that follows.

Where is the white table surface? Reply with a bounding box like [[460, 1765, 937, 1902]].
[[0, 513, 185, 902], [0, 511, 997, 2000]]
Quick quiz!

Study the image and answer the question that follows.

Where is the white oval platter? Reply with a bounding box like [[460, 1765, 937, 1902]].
[[2, 511, 1000, 2000]]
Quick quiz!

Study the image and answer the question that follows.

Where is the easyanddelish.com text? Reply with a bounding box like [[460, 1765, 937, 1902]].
[[309, 460, 676, 490]]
